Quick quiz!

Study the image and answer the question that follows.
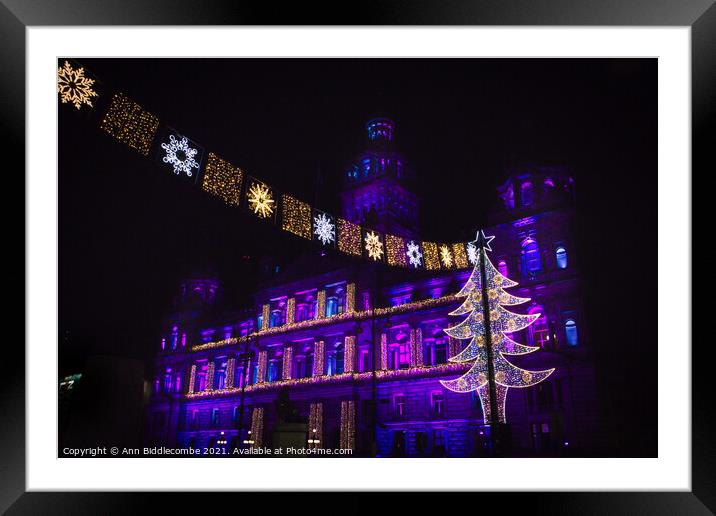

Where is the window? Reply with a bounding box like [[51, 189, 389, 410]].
[[326, 297, 338, 317], [251, 364, 259, 384], [565, 319, 578, 346], [233, 406, 240, 423], [267, 360, 279, 382], [257, 314, 263, 329], [555, 246, 568, 269], [190, 410, 199, 429], [211, 408, 220, 427], [196, 372, 207, 392], [432, 392, 445, 416], [270, 310, 281, 328], [335, 344, 345, 374], [296, 304, 308, 322], [434, 340, 448, 365], [521, 239, 542, 276], [360, 349, 371, 372], [521, 182, 534, 206], [170, 327, 178, 350], [216, 369, 226, 390], [394, 395, 406, 417], [498, 260, 509, 277], [530, 311, 550, 347], [163, 372, 173, 393]]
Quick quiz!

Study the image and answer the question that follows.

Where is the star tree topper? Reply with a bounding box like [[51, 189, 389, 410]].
[[440, 229, 554, 424]]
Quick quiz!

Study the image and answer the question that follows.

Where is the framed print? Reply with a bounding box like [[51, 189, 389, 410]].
[[8, 0, 712, 513]]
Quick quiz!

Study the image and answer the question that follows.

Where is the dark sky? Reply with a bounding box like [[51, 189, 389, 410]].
[[59, 58, 657, 439]]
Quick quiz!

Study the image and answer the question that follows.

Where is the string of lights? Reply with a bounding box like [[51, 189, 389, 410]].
[[191, 293, 460, 352], [62, 62, 494, 271]]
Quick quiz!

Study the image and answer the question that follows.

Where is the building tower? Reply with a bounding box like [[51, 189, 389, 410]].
[[340, 118, 419, 239]]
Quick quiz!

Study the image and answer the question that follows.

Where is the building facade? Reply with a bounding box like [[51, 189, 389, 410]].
[[145, 119, 601, 457]]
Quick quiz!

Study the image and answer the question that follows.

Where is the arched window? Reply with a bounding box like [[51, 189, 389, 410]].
[[521, 182, 534, 206], [267, 360, 279, 382], [565, 319, 578, 346], [556, 246, 568, 269], [521, 239, 542, 276], [498, 260, 509, 277]]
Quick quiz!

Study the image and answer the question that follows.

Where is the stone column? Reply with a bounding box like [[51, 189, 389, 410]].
[[312, 340, 325, 377], [187, 364, 196, 394], [340, 400, 356, 450], [206, 360, 215, 391], [346, 283, 356, 313], [316, 290, 326, 319], [380, 332, 388, 370], [344, 335, 356, 373], [257, 350, 268, 383], [286, 298, 296, 325], [261, 304, 270, 330], [226, 357, 236, 389], [282, 345, 293, 380]]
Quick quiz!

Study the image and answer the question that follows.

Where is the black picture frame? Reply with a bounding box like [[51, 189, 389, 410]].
[[5, 0, 710, 513]]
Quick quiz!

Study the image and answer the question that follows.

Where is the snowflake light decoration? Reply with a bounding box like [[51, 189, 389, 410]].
[[406, 240, 423, 268], [161, 135, 200, 177], [466, 242, 478, 265], [364, 231, 384, 261], [313, 213, 335, 245], [440, 244, 453, 268], [57, 60, 98, 110], [247, 182, 275, 218]]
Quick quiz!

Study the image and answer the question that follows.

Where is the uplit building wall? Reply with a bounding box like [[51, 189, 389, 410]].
[[145, 120, 599, 456]]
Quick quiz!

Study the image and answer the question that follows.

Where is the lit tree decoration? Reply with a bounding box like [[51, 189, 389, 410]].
[[313, 213, 335, 245], [57, 60, 97, 110], [364, 230, 384, 261], [466, 242, 478, 265], [247, 182, 275, 218], [161, 135, 200, 177], [440, 230, 554, 425], [406, 240, 423, 268]]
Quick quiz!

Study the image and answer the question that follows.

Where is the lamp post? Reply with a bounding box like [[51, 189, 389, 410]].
[[236, 339, 255, 450]]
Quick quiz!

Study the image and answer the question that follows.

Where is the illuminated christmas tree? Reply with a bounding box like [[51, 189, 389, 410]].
[[441, 230, 554, 425]]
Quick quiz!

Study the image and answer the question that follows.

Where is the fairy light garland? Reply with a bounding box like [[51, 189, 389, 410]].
[[380, 333, 388, 370], [250, 407, 264, 448], [205, 361, 215, 391], [186, 362, 471, 399], [409, 328, 419, 367], [344, 335, 356, 373], [346, 283, 356, 313], [257, 350, 268, 383], [282, 345, 293, 380], [226, 357, 236, 389], [202, 152, 244, 206], [316, 291, 326, 320], [261, 304, 270, 331], [100, 93, 159, 156], [337, 219, 362, 256], [308, 403, 323, 449], [281, 194, 312, 240], [385, 234, 407, 267], [452, 243, 469, 269], [286, 298, 296, 325], [415, 327, 424, 367], [340, 400, 356, 450], [188, 364, 196, 394], [422, 241, 441, 270], [61, 64, 513, 274], [313, 340, 325, 377], [191, 294, 461, 352]]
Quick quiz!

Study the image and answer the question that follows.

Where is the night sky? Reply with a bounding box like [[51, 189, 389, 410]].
[[59, 58, 656, 454]]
